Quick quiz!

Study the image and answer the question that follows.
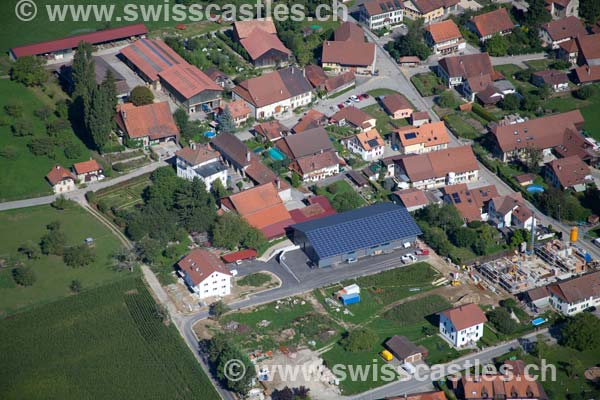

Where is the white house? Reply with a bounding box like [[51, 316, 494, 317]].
[[72, 160, 104, 184], [175, 144, 228, 191], [344, 129, 385, 161], [359, 0, 403, 31], [439, 303, 487, 348], [46, 165, 76, 194], [488, 194, 534, 230], [545, 271, 600, 316], [177, 249, 232, 299]]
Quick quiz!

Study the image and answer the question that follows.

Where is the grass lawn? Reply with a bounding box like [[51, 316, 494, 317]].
[[411, 73, 444, 97], [367, 88, 400, 97], [0, 277, 219, 399], [362, 103, 408, 134], [237, 272, 271, 287], [0, 80, 92, 201], [94, 174, 151, 213], [316, 180, 365, 211], [524, 59, 554, 71], [0, 204, 127, 315], [443, 112, 483, 139]]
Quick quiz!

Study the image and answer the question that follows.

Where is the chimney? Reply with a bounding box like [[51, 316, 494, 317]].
[[275, 177, 281, 189], [123, 111, 127, 120], [190, 141, 196, 150], [246, 150, 251, 162]]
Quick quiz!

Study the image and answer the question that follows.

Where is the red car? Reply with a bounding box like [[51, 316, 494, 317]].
[[415, 249, 430, 256], [337, 103, 345, 109], [361, 93, 370, 99]]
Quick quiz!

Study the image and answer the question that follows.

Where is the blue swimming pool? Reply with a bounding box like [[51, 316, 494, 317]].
[[268, 147, 286, 161], [531, 317, 547, 326], [204, 131, 216, 138], [527, 184, 545, 193]]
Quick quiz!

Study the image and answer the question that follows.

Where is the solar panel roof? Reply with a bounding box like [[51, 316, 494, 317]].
[[404, 132, 417, 140], [291, 203, 422, 259]]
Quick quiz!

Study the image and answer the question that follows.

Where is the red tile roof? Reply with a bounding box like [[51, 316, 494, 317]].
[[176, 145, 219, 166], [400, 146, 479, 182], [291, 150, 340, 176], [547, 155, 590, 188], [254, 120, 288, 141], [440, 303, 487, 330], [233, 18, 277, 39], [361, 0, 404, 16], [325, 71, 356, 93], [559, 38, 578, 53], [381, 93, 413, 114], [574, 64, 600, 84], [547, 270, 600, 304], [541, 16, 587, 42], [177, 249, 231, 286], [461, 371, 546, 400], [331, 106, 376, 129], [425, 20, 463, 44], [289, 196, 336, 224], [443, 183, 499, 222], [11, 23, 147, 58], [577, 33, 600, 64], [470, 8, 514, 38], [233, 67, 313, 108], [221, 249, 258, 263], [46, 165, 75, 185], [532, 69, 569, 86], [394, 121, 449, 148], [239, 28, 291, 62], [73, 160, 102, 175], [220, 100, 251, 120], [439, 52, 494, 80], [293, 109, 327, 133], [304, 64, 328, 88], [120, 38, 187, 82], [322, 41, 376, 67], [115, 102, 179, 140], [394, 188, 429, 209], [158, 64, 222, 100], [387, 391, 447, 400], [334, 22, 365, 42]]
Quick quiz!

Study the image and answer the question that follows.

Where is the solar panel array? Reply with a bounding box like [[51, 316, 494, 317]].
[[451, 193, 461, 204], [291, 203, 422, 259], [404, 132, 417, 140]]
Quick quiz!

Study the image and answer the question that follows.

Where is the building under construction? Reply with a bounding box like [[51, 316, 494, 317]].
[[534, 239, 589, 274]]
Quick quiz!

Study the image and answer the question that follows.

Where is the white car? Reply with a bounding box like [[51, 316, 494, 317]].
[[344, 100, 353, 106], [350, 95, 360, 102], [401, 254, 417, 264]]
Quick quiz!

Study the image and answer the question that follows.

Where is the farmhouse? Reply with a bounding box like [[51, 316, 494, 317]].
[[290, 202, 422, 267], [359, 0, 404, 31], [232, 67, 313, 119], [545, 155, 592, 191], [381, 93, 414, 120], [177, 249, 232, 299], [545, 271, 600, 315], [442, 183, 499, 223], [574, 64, 600, 84], [120, 38, 186, 85], [424, 20, 465, 55], [322, 40, 377, 76], [384, 335, 427, 364], [58, 56, 130, 100], [576, 33, 600, 66], [233, 19, 291, 68], [46, 165, 76, 193], [175, 144, 228, 191], [115, 102, 179, 146], [305, 65, 356, 95], [344, 129, 385, 161], [540, 16, 587, 49], [403, 0, 460, 23], [469, 8, 514, 42], [72, 160, 104, 183], [292, 109, 327, 134], [439, 303, 486, 348], [210, 132, 252, 175], [394, 146, 479, 190], [391, 121, 449, 155], [330, 106, 377, 131], [437, 52, 498, 101], [10, 23, 147, 61]]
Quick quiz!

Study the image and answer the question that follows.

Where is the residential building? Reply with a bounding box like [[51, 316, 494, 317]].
[[574, 64, 600, 84], [540, 16, 586, 49], [292, 109, 327, 134], [380, 93, 414, 120], [394, 146, 479, 189], [210, 133, 252, 175], [289, 151, 341, 183], [439, 303, 486, 348], [232, 66, 313, 119], [115, 102, 179, 147], [386, 392, 447, 400], [437, 52, 497, 101], [469, 8, 514, 42], [398, 56, 421, 67], [254, 120, 289, 142], [411, 111, 431, 127], [424, 20, 465, 55], [344, 129, 385, 161], [489, 110, 585, 162], [576, 33, 600, 66], [391, 188, 434, 212], [233, 18, 291, 68], [488, 193, 534, 230], [177, 249, 232, 299], [546, 271, 600, 315], [442, 183, 499, 223], [391, 121, 449, 154], [72, 160, 104, 183], [216, 100, 252, 127], [305, 65, 356, 94], [531, 70, 569, 91], [221, 183, 294, 239], [330, 106, 377, 131], [558, 38, 580, 64], [545, 155, 591, 191], [475, 80, 517, 106], [10, 23, 147, 61], [545, 0, 579, 19], [460, 360, 548, 399], [322, 40, 377, 75], [555, 128, 600, 165], [334, 21, 366, 42], [175, 144, 228, 190], [403, 0, 460, 23], [205, 68, 232, 88], [290, 202, 422, 267], [384, 335, 428, 364], [46, 165, 76, 193], [359, 0, 404, 30]]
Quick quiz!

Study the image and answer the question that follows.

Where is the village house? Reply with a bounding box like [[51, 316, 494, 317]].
[[205, 68, 232, 88], [545, 0, 579, 19], [439, 303, 487, 348], [391, 121, 449, 155], [531, 70, 569, 92], [216, 100, 252, 127], [558, 38, 580, 65], [330, 106, 377, 131], [574, 64, 600, 84], [411, 111, 431, 127], [544, 271, 600, 316], [304, 65, 356, 95], [442, 183, 499, 223], [232, 19, 291, 68], [175, 144, 228, 191], [489, 110, 585, 162], [475, 80, 517, 107], [254, 120, 289, 142], [115, 102, 179, 147], [344, 129, 385, 161], [380, 93, 414, 120], [394, 145, 479, 189], [488, 193, 534, 230], [391, 187, 437, 212], [469, 8, 514, 42], [424, 20, 465, 55], [232, 66, 313, 119], [540, 16, 587, 49], [545, 155, 592, 192], [437, 52, 499, 102], [576, 33, 600, 66], [177, 249, 232, 299], [292, 109, 327, 134], [384, 335, 428, 364], [72, 160, 104, 183], [386, 392, 447, 400], [322, 40, 376, 75], [46, 165, 76, 193], [403, 0, 460, 23], [210, 132, 252, 175], [359, 0, 404, 31]]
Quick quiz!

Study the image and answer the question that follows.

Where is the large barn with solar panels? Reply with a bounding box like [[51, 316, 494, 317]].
[[289, 202, 422, 267]]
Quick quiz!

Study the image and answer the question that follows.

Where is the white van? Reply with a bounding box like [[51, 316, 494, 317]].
[[401, 362, 416, 375]]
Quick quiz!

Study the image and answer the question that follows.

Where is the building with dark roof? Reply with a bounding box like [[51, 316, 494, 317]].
[[57, 56, 130, 100], [289, 202, 422, 267], [210, 133, 252, 174], [385, 335, 428, 363], [236, 23, 292, 68], [540, 16, 587, 49]]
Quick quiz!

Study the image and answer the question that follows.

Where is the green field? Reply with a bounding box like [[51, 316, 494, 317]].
[[362, 103, 408, 134], [0, 80, 91, 201], [0, 277, 219, 399], [94, 174, 151, 213], [0, 204, 126, 315], [411, 73, 444, 97]]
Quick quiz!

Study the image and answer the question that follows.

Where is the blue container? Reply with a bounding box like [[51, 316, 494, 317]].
[[340, 293, 360, 305]]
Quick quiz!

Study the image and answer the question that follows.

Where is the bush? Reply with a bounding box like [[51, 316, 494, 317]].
[[46, 119, 71, 136], [130, 86, 154, 106], [12, 267, 36, 286], [64, 140, 83, 159], [0, 145, 18, 160], [471, 103, 498, 122], [12, 119, 34, 136], [40, 230, 67, 255], [63, 244, 96, 267], [341, 328, 378, 352], [5, 102, 24, 118], [574, 85, 594, 100], [70, 279, 82, 293], [28, 137, 56, 157], [487, 308, 519, 335], [437, 91, 459, 109]]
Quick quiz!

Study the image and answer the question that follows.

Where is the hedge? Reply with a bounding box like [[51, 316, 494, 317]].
[[471, 103, 498, 122]]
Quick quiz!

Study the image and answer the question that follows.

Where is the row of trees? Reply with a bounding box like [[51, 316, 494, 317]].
[[207, 334, 256, 395], [384, 20, 431, 61]]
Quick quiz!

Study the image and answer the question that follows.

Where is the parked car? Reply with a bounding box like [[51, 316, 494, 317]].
[[401, 254, 417, 264], [344, 100, 353, 106], [593, 238, 600, 248], [415, 249, 430, 256], [347, 257, 358, 264], [337, 103, 345, 110], [350, 95, 360, 102], [361, 93, 370, 99]]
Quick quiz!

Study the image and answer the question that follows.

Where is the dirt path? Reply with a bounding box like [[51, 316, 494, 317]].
[[80, 202, 132, 249]]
